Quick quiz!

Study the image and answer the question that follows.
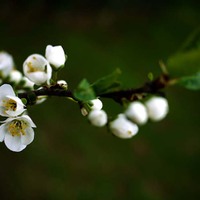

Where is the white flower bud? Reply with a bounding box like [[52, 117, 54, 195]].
[[21, 77, 34, 89], [90, 99, 103, 110], [9, 70, 22, 84], [145, 96, 169, 121], [0, 51, 14, 77], [125, 101, 148, 125], [57, 80, 68, 89], [88, 110, 107, 127], [81, 107, 89, 116], [23, 54, 52, 85], [36, 96, 47, 105], [109, 114, 139, 139], [45, 45, 66, 69]]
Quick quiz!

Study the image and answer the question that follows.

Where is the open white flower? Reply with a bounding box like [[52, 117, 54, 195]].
[[45, 45, 66, 69], [0, 115, 36, 152], [0, 51, 14, 77], [0, 84, 25, 117], [125, 101, 148, 125], [145, 96, 169, 121], [88, 109, 107, 127], [23, 54, 52, 85], [109, 114, 139, 139]]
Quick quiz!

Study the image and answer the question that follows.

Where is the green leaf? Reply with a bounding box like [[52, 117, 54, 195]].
[[178, 72, 200, 90], [165, 29, 200, 91], [167, 49, 200, 77], [167, 28, 200, 77], [91, 68, 121, 95], [74, 79, 96, 101]]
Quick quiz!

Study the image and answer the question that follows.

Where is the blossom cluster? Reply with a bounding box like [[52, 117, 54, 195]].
[[0, 44, 169, 152], [86, 96, 169, 139], [0, 84, 36, 152], [0, 45, 67, 152], [0, 45, 66, 87]]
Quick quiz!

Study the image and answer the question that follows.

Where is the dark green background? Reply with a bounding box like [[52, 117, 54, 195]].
[[0, 1, 200, 199]]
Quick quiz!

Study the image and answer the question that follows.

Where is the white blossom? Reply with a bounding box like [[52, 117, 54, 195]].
[[125, 101, 148, 125], [23, 54, 52, 85], [109, 114, 139, 139], [88, 109, 107, 127], [0, 115, 36, 152], [9, 70, 22, 84], [145, 96, 169, 121], [45, 45, 66, 69], [90, 98, 103, 110], [0, 51, 14, 77], [0, 84, 25, 117]]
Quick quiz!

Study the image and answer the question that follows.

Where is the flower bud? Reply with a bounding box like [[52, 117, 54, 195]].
[[145, 96, 169, 121], [9, 70, 22, 84], [109, 114, 139, 139], [21, 77, 34, 89], [23, 54, 52, 85], [57, 80, 68, 89], [125, 101, 148, 125], [0, 51, 14, 77], [36, 96, 47, 105], [45, 45, 66, 69], [81, 107, 89, 116], [90, 99, 103, 110], [88, 110, 107, 127]]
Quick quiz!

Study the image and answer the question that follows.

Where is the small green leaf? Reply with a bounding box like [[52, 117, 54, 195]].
[[74, 79, 96, 101], [91, 68, 121, 95], [178, 72, 200, 90], [167, 49, 200, 77], [167, 28, 200, 77]]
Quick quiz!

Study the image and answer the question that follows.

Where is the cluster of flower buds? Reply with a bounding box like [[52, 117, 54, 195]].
[[0, 45, 67, 88], [85, 96, 169, 139], [81, 98, 108, 127]]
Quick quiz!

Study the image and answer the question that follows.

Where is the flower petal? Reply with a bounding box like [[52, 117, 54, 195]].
[[0, 84, 15, 99], [0, 123, 7, 142], [21, 127, 34, 145], [19, 115, 36, 128], [4, 133, 26, 152]]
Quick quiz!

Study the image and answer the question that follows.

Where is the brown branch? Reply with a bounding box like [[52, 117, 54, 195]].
[[18, 73, 170, 105]]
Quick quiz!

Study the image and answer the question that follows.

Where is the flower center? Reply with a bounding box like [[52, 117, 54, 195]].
[[27, 61, 42, 73], [3, 98, 17, 112], [8, 120, 27, 136]]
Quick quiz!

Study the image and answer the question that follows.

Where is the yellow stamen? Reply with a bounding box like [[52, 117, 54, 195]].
[[8, 120, 27, 137], [27, 60, 43, 73], [3, 99, 17, 112]]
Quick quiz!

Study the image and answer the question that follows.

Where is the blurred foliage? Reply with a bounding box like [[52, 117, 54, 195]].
[[0, 1, 200, 200], [167, 28, 200, 90]]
